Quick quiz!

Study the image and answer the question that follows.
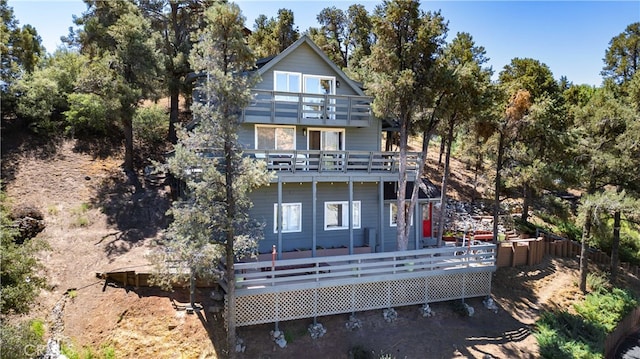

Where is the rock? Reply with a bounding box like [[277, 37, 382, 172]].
[[483, 297, 498, 313], [421, 303, 435, 317], [235, 337, 246, 353], [40, 338, 68, 359], [464, 303, 475, 317], [383, 308, 397, 323], [270, 330, 287, 348], [345, 314, 362, 331], [308, 322, 327, 339]]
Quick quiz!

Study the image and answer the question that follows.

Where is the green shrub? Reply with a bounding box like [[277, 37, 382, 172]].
[[513, 217, 537, 236], [535, 311, 603, 359], [586, 273, 610, 293], [64, 93, 111, 136], [14, 71, 65, 134], [1, 191, 47, 315], [557, 220, 581, 242], [573, 288, 637, 333], [0, 319, 46, 359], [133, 105, 168, 146], [535, 287, 638, 358]]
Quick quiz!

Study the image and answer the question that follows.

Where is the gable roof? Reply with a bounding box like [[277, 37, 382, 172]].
[[256, 35, 366, 96]]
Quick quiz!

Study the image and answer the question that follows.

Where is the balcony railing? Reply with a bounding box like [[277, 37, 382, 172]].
[[241, 90, 372, 126], [244, 149, 420, 174], [226, 244, 497, 294]]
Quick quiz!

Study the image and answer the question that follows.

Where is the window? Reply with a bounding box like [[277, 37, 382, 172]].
[[274, 203, 302, 233], [274, 71, 301, 101], [256, 125, 295, 150], [324, 201, 361, 230], [303, 75, 335, 119], [307, 128, 344, 151], [390, 202, 413, 227]]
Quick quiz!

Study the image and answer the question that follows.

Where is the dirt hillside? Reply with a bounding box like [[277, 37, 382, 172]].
[[0, 128, 616, 358]]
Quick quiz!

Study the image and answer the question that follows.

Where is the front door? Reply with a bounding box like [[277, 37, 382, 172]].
[[308, 129, 344, 170], [422, 203, 432, 238]]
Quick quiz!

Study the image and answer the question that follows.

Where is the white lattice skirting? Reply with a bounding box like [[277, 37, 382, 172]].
[[231, 270, 492, 327]]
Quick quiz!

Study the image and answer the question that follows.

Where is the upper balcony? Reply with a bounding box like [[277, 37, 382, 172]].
[[244, 149, 420, 180], [241, 90, 373, 127]]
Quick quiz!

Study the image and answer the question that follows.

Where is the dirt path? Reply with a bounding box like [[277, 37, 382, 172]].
[[1, 135, 594, 358]]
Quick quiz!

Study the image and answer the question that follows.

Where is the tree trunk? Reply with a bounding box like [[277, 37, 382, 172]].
[[123, 117, 134, 172], [167, 2, 180, 144], [396, 117, 409, 251], [225, 246, 236, 358], [438, 135, 445, 167], [579, 205, 593, 293], [437, 118, 455, 246], [189, 267, 196, 309], [492, 133, 505, 243], [521, 182, 530, 222], [385, 131, 394, 151], [473, 137, 482, 196], [224, 133, 237, 358], [610, 209, 621, 283], [168, 87, 179, 143]]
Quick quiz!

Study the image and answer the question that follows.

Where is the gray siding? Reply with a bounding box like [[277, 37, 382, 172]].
[[237, 123, 380, 152], [256, 42, 359, 97], [250, 182, 392, 254]]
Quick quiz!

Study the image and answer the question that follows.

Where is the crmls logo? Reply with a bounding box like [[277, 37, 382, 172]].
[[24, 343, 48, 356]]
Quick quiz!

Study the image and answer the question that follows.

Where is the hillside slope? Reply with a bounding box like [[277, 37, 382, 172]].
[[0, 131, 622, 358]]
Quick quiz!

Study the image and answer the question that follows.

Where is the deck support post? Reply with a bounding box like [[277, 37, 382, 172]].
[[277, 179, 283, 259], [349, 177, 354, 254], [379, 178, 384, 253], [312, 180, 317, 257], [414, 200, 420, 250]]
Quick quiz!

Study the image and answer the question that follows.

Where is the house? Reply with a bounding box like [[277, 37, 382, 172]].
[[237, 35, 441, 261], [201, 35, 496, 328]]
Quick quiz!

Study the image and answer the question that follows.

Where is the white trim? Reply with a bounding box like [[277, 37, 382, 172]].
[[306, 127, 345, 151], [302, 74, 336, 119], [324, 201, 361, 231], [302, 74, 336, 94], [256, 36, 366, 96], [255, 125, 297, 150], [274, 203, 302, 233], [390, 202, 413, 227], [274, 71, 301, 101]]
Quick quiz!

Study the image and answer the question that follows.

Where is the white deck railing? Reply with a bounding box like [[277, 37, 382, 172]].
[[228, 244, 496, 295], [228, 245, 496, 326]]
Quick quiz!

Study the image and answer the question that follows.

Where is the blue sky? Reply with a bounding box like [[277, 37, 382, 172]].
[[9, 0, 640, 86]]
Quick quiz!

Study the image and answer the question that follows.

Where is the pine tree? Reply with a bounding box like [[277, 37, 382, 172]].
[[151, 3, 272, 356]]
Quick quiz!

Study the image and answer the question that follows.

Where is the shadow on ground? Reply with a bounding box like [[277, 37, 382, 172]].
[[1, 118, 62, 187], [91, 167, 171, 259]]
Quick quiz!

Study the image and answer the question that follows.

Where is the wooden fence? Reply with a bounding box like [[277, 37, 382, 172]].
[[496, 235, 616, 268], [605, 306, 640, 359], [96, 271, 215, 288]]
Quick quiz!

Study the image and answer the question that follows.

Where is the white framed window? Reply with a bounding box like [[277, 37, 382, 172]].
[[390, 202, 413, 227], [302, 74, 336, 119], [274, 71, 301, 101], [324, 201, 361, 230], [255, 125, 296, 150], [274, 203, 302, 233], [307, 128, 345, 151], [303, 74, 335, 95]]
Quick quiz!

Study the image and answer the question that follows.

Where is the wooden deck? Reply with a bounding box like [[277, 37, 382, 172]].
[[223, 244, 497, 326], [243, 149, 421, 175], [241, 90, 372, 127]]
